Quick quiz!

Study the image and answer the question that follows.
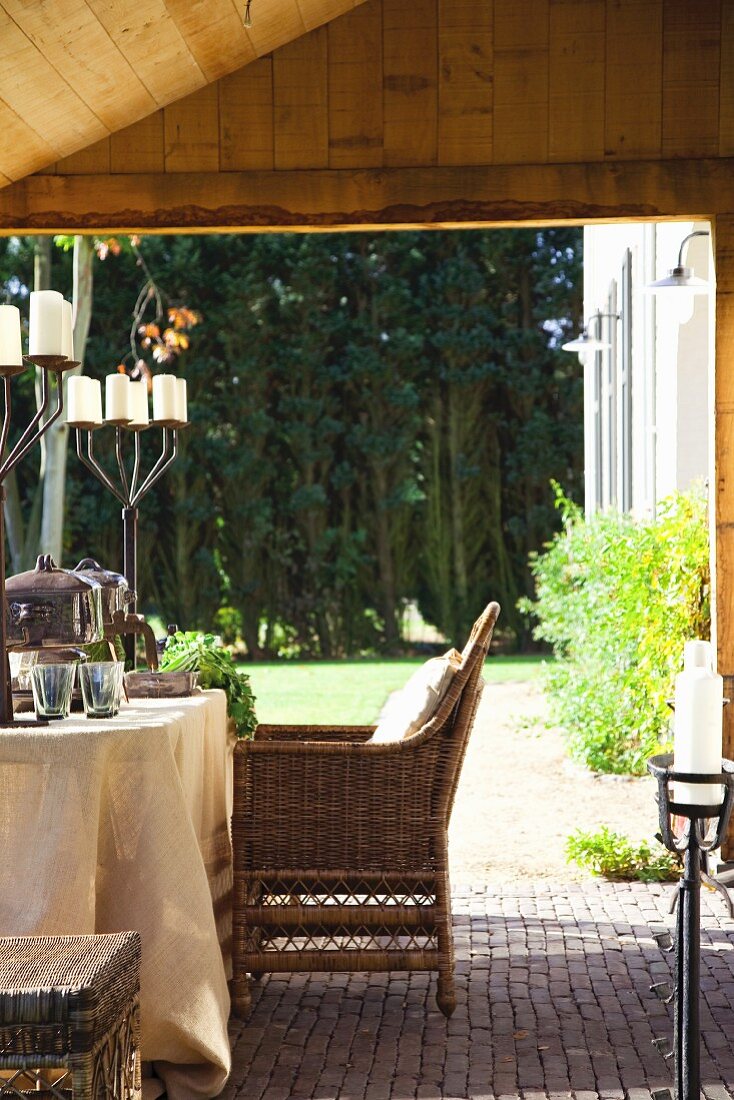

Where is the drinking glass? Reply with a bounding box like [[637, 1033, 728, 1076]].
[[10, 650, 37, 692], [79, 661, 125, 718], [30, 662, 75, 720]]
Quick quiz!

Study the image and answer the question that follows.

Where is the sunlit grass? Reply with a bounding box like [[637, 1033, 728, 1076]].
[[240, 654, 547, 726]]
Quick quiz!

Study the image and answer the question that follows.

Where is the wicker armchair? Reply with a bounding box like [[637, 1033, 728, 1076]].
[[232, 601, 499, 1018]]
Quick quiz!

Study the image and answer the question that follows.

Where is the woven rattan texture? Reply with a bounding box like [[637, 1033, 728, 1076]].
[[0, 932, 141, 1100], [232, 601, 500, 1020]]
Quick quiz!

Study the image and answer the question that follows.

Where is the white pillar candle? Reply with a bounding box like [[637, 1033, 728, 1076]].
[[66, 376, 93, 424], [152, 374, 178, 421], [0, 305, 22, 366], [29, 290, 64, 356], [673, 640, 723, 806], [88, 378, 103, 425], [105, 374, 130, 421], [128, 380, 150, 427], [175, 377, 188, 423], [61, 300, 74, 361]]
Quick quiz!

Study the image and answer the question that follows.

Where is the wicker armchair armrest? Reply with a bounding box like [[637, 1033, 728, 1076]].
[[254, 724, 376, 743], [233, 731, 441, 870]]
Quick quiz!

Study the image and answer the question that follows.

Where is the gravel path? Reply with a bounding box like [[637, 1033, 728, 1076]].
[[449, 681, 659, 883]]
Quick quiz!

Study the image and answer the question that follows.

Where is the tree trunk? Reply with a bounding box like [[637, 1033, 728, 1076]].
[[373, 465, 399, 649], [447, 383, 468, 627], [39, 236, 94, 565], [424, 394, 452, 635], [3, 239, 52, 571], [4, 470, 25, 573], [34, 237, 51, 295]]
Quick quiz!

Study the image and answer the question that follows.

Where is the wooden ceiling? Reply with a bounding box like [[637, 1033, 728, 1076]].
[[1, 0, 733, 235], [0, 0, 364, 186]]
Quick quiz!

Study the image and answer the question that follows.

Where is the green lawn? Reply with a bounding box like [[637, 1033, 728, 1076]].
[[240, 654, 546, 726]]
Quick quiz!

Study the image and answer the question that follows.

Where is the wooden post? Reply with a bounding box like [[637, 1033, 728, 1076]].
[[713, 214, 734, 857]]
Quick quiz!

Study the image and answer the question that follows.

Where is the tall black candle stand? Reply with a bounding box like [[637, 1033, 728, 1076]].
[[647, 754, 734, 1100], [72, 418, 186, 664], [0, 355, 78, 725]]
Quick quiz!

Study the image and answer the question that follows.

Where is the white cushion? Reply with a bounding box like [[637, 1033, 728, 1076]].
[[369, 649, 463, 743]]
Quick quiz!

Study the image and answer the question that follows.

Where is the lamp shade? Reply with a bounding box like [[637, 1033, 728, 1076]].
[[645, 265, 709, 294], [561, 330, 610, 353]]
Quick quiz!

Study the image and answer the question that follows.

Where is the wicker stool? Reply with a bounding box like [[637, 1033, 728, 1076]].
[[0, 932, 141, 1099]]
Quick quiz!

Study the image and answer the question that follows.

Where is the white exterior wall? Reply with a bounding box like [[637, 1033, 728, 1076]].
[[581, 220, 711, 517]]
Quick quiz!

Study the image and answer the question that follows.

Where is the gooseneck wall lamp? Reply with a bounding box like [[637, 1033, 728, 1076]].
[[561, 310, 619, 354], [646, 229, 711, 294]]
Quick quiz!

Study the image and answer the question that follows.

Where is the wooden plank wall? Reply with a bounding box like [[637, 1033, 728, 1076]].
[[37, 0, 730, 181]]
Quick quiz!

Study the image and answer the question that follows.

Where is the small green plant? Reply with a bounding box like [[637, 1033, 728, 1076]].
[[565, 826, 679, 882], [160, 631, 257, 738], [520, 484, 709, 774]]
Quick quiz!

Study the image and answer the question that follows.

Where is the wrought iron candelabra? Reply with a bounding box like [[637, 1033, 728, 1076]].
[[647, 754, 734, 1100], [0, 354, 78, 724], [72, 417, 187, 663]]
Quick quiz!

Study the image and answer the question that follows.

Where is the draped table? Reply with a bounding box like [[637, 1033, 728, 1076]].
[[0, 690, 234, 1100]]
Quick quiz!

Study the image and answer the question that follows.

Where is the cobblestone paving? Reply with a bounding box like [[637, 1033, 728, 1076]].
[[224, 881, 734, 1100]]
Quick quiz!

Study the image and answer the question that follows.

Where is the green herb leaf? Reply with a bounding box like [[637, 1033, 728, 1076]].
[[160, 631, 257, 737]]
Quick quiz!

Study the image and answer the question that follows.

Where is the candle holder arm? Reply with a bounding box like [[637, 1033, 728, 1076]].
[[0, 378, 11, 467], [0, 368, 63, 478], [131, 428, 178, 506], [700, 867, 734, 918], [129, 430, 143, 502], [0, 364, 70, 726], [1, 367, 49, 475], [76, 429, 127, 505], [114, 426, 131, 504]]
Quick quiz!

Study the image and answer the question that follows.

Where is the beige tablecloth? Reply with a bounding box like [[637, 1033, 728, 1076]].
[[0, 690, 234, 1099]]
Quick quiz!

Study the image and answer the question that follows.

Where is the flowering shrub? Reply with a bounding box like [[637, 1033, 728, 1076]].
[[520, 485, 710, 774]]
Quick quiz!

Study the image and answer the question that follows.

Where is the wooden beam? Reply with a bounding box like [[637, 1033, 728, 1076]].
[[0, 158, 732, 234], [713, 213, 734, 856]]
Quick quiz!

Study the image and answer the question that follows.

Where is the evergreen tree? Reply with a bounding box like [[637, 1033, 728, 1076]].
[[0, 229, 582, 653]]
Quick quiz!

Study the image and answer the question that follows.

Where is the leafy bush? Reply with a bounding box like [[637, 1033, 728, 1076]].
[[566, 826, 679, 882], [213, 606, 243, 646], [520, 485, 709, 774]]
